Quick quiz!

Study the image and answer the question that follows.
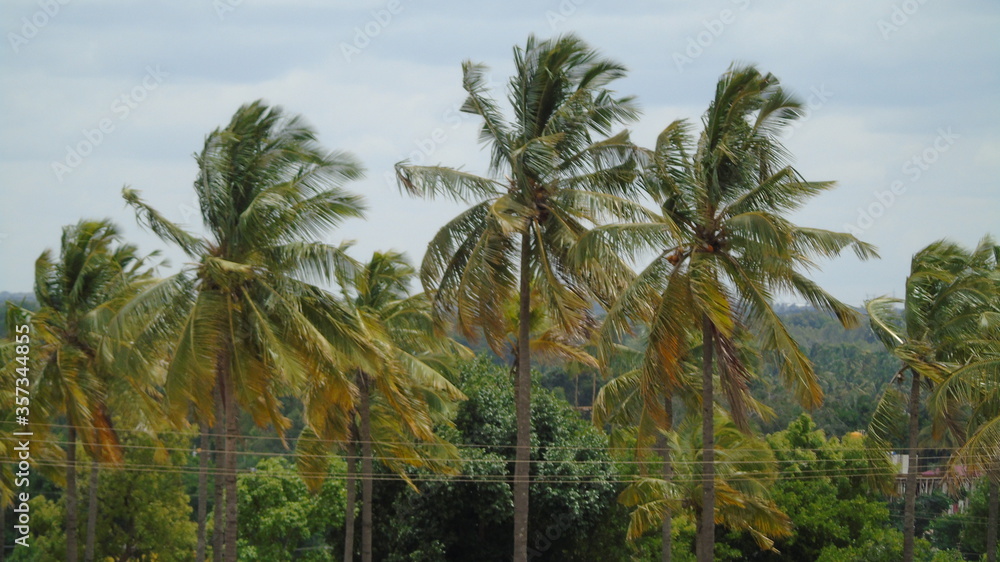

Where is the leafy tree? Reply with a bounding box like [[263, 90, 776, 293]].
[[929, 478, 1000, 559], [618, 410, 792, 557], [925, 236, 1000, 562], [733, 414, 897, 560], [121, 101, 368, 561], [580, 64, 875, 561], [9, 432, 198, 562], [371, 357, 631, 561], [235, 456, 347, 561]]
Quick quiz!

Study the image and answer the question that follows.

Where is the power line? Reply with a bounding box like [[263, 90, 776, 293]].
[[0, 421, 974, 454]]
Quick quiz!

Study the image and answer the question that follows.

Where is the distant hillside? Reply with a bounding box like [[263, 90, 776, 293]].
[[539, 305, 902, 439], [755, 306, 899, 436], [1, 291, 37, 338], [0, 290, 899, 438]]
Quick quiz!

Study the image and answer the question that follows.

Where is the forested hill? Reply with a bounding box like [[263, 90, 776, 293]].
[[539, 304, 902, 439], [755, 305, 900, 436]]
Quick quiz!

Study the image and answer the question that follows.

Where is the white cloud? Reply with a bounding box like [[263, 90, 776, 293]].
[[1, 1, 997, 306]]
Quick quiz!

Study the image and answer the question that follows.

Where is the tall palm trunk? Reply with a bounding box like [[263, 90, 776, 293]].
[[903, 371, 921, 562], [359, 376, 374, 562], [222, 362, 239, 562], [513, 229, 532, 562], [343, 429, 357, 562], [196, 423, 210, 562], [660, 396, 674, 562], [697, 315, 715, 562], [67, 426, 79, 562], [1, 503, 5, 562], [591, 371, 598, 409], [84, 459, 98, 562], [213, 388, 225, 562], [987, 478, 998, 562]]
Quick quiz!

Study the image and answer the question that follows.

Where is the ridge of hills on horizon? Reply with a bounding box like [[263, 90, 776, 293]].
[[0, 290, 901, 438]]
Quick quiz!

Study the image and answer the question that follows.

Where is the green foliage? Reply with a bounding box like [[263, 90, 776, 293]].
[[929, 479, 1000, 559], [754, 337, 899, 436], [812, 527, 945, 562], [0, 292, 36, 339], [719, 414, 904, 560], [235, 456, 347, 561], [8, 495, 65, 561], [10, 433, 197, 561], [371, 356, 633, 561]]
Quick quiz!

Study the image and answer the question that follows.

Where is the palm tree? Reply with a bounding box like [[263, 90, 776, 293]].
[[579, 65, 876, 561], [4, 220, 156, 562], [914, 236, 1000, 562], [593, 341, 686, 562], [592, 326, 770, 561], [618, 410, 792, 555], [299, 251, 466, 562], [395, 34, 643, 560], [120, 100, 368, 561], [867, 238, 997, 561]]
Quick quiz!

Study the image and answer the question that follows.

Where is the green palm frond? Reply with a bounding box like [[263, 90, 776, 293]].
[[123, 188, 205, 257]]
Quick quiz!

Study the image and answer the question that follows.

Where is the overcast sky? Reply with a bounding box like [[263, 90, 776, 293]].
[[1, 0, 997, 306]]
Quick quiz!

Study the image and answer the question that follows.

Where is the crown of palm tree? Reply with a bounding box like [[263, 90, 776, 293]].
[[121, 100, 372, 433], [582, 64, 878, 430], [396, 33, 647, 350]]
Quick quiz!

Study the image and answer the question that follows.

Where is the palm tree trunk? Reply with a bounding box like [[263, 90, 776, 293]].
[[343, 428, 357, 562], [213, 388, 225, 562], [513, 229, 533, 562], [84, 459, 98, 562], [697, 314, 715, 562], [196, 423, 210, 562], [987, 478, 998, 562], [222, 366, 239, 562], [660, 396, 673, 562], [359, 376, 374, 562], [903, 371, 921, 562], [67, 426, 79, 562]]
